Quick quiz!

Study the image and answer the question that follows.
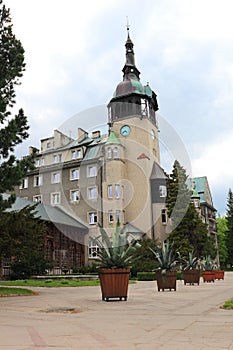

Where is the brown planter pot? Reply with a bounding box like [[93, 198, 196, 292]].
[[202, 271, 215, 283], [156, 270, 177, 291], [214, 270, 225, 280], [183, 269, 200, 285], [98, 268, 130, 301]]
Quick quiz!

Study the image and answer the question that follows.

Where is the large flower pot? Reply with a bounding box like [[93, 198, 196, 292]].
[[156, 270, 177, 291], [98, 268, 130, 301], [202, 271, 215, 283], [214, 270, 224, 280], [183, 269, 200, 285]]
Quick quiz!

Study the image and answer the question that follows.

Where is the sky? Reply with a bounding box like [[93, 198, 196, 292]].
[[3, 0, 233, 215]]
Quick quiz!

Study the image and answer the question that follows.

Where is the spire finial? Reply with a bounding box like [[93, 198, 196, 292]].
[[126, 16, 130, 32]]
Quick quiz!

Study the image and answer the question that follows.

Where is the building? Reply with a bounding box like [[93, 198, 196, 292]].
[[15, 29, 168, 266], [14, 30, 217, 268], [189, 176, 217, 240]]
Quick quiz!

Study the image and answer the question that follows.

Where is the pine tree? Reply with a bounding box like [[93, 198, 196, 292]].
[[226, 188, 233, 268], [166, 160, 216, 258], [0, 1, 35, 211], [166, 160, 192, 230], [0, 206, 50, 278]]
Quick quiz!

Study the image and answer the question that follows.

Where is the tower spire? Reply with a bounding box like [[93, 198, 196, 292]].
[[122, 21, 140, 80]]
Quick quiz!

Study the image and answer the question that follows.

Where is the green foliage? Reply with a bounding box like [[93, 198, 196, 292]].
[[222, 299, 233, 309], [0, 287, 34, 296], [93, 222, 139, 268], [181, 251, 200, 270], [166, 160, 191, 228], [137, 272, 155, 281], [0, 205, 50, 278], [216, 216, 228, 267], [130, 239, 159, 277], [166, 160, 216, 258], [226, 189, 233, 266], [0, 279, 100, 287], [0, 0, 36, 211], [149, 241, 179, 274], [201, 255, 216, 271]]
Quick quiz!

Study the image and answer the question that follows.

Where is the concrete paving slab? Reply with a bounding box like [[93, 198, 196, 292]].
[[0, 273, 233, 349]]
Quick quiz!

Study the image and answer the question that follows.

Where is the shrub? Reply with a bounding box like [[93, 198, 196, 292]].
[[137, 272, 155, 281]]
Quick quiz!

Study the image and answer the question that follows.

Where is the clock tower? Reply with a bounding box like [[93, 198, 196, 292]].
[[103, 28, 163, 238]]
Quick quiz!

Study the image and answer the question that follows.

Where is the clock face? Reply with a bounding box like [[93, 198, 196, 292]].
[[120, 125, 131, 137]]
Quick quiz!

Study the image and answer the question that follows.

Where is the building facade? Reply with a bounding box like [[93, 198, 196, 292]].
[[14, 30, 217, 267], [15, 29, 168, 266]]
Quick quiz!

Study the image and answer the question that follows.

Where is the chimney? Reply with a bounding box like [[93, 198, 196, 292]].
[[78, 128, 88, 143], [92, 130, 101, 139]]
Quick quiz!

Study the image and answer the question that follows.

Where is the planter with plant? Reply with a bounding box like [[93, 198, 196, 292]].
[[201, 255, 215, 283], [214, 265, 224, 280], [150, 241, 178, 291], [182, 251, 200, 285], [93, 222, 139, 301]]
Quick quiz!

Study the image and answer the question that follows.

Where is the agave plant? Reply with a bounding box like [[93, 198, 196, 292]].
[[93, 222, 139, 268], [149, 241, 178, 275], [201, 255, 215, 271], [182, 251, 200, 270]]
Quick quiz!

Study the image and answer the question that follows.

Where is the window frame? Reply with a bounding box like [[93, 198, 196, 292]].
[[51, 192, 61, 205], [88, 186, 98, 200], [88, 212, 98, 225], [87, 164, 97, 178], [70, 168, 79, 180], [51, 171, 61, 184], [70, 189, 80, 202]]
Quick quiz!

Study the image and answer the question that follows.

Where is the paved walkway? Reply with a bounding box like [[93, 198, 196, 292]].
[[0, 272, 233, 349]]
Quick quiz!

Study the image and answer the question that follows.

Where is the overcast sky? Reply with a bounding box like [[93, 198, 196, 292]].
[[4, 0, 233, 215]]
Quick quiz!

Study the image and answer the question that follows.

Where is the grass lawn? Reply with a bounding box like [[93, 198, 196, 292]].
[[0, 287, 35, 297], [222, 299, 233, 309], [0, 278, 100, 288]]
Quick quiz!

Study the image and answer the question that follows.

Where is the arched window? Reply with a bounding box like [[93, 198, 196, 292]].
[[113, 147, 119, 158], [107, 147, 112, 159]]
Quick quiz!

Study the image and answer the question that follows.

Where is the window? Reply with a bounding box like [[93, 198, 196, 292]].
[[115, 184, 120, 199], [159, 185, 167, 198], [77, 149, 82, 158], [87, 165, 97, 177], [20, 177, 28, 189], [88, 187, 97, 200], [34, 175, 43, 187], [108, 210, 114, 223], [116, 210, 121, 222], [107, 147, 112, 159], [89, 212, 98, 225], [35, 159, 40, 167], [113, 147, 119, 158], [53, 154, 62, 163], [107, 185, 113, 198], [70, 168, 79, 180], [70, 189, 79, 202], [41, 158, 45, 166], [51, 172, 60, 184], [88, 239, 99, 258], [47, 142, 51, 149], [161, 209, 167, 224], [194, 199, 199, 208], [33, 195, 42, 203], [71, 150, 76, 160], [122, 185, 124, 199], [51, 192, 60, 205]]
